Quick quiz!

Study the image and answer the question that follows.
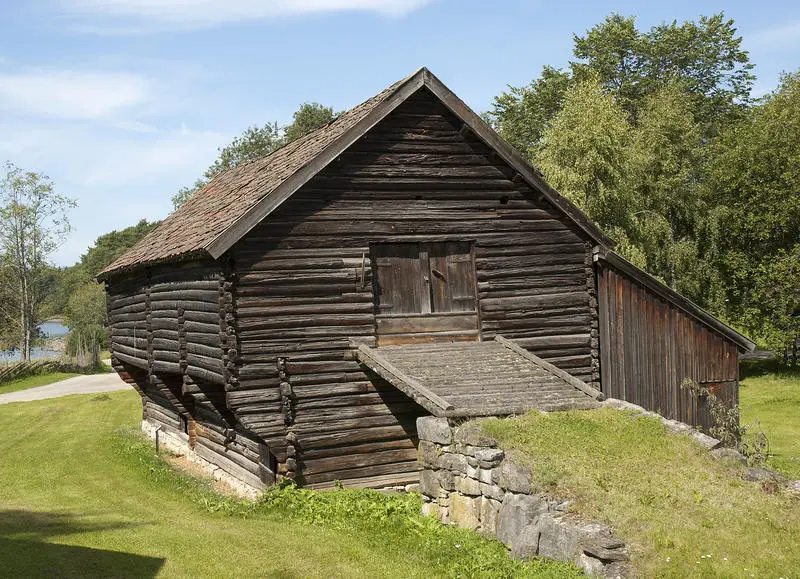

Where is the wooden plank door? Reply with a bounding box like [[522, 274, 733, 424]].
[[372, 242, 478, 345]]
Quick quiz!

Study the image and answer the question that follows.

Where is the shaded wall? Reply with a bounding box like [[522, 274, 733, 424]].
[[597, 261, 739, 430]]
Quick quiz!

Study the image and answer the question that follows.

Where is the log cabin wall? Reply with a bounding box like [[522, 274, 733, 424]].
[[228, 87, 598, 488], [107, 260, 273, 489], [597, 262, 739, 431]]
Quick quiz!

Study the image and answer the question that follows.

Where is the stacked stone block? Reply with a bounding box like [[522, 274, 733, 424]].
[[416, 416, 630, 577]]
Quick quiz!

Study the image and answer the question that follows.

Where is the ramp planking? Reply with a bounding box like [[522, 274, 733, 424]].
[[356, 336, 603, 418]]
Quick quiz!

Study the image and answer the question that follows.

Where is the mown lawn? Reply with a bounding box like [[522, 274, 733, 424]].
[[0, 372, 79, 395], [482, 407, 800, 578], [0, 391, 577, 578], [740, 361, 800, 478]]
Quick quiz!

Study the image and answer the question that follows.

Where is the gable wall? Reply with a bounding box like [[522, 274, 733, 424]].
[[229, 88, 598, 488]]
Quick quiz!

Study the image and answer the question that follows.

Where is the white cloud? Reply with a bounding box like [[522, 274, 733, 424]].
[[59, 0, 436, 32], [0, 70, 149, 120], [746, 21, 800, 52]]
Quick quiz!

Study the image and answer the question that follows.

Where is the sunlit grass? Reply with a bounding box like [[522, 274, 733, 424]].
[[482, 407, 800, 578], [740, 361, 800, 478], [0, 390, 578, 578]]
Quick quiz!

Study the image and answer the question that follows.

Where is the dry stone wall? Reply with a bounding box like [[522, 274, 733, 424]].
[[416, 416, 630, 577]]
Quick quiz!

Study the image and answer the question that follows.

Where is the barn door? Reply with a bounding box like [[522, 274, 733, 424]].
[[372, 242, 478, 345]]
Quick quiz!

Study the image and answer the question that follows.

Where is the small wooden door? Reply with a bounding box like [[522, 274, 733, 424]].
[[372, 242, 479, 345]]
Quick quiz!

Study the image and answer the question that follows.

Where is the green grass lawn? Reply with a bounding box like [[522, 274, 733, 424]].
[[0, 391, 577, 578], [740, 361, 800, 478], [0, 372, 80, 395], [482, 408, 800, 578]]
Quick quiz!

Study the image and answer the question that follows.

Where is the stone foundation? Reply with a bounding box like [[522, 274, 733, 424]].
[[416, 416, 630, 577], [141, 420, 262, 500]]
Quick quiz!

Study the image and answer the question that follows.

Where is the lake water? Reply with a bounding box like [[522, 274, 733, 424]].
[[0, 320, 69, 363]]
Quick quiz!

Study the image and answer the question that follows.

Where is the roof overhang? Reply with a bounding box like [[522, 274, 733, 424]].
[[203, 67, 615, 259], [596, 249, 756, 352]]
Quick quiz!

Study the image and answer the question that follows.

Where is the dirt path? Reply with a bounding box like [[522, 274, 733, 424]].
[[0, 373, 131, 405]]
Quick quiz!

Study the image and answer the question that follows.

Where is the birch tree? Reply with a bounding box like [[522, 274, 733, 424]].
[[0, 163, 75, 360]]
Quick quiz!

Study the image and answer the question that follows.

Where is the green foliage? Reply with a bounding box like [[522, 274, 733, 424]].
[[701, 72, 800, 354], [63, 281, 108, 366], [571, 12, 753, 129], [283, 102, 336, 143], [172, 103, 338, 210], [534, 78, 633, 230], [488, 66, 572, 158], [482, 408, 800, 577], [681, 378, 769, 465], [0, 162, 75, 360]]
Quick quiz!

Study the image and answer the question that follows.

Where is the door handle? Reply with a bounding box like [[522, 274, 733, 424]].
[[431, 268, 447, 281]]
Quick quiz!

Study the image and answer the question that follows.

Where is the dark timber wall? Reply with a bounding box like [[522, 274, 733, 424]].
[[107, 260, 274, 490], [228, 88, 598, 488], [597, 261, 739, 430]]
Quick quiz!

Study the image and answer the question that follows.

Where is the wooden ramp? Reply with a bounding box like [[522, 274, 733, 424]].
[[356, 336, 603, 418]]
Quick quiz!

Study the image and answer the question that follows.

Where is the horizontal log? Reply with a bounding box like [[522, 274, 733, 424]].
[[185, 365, 225, 385], [299, 447, 419, 476], [301, 460, 419, 486]]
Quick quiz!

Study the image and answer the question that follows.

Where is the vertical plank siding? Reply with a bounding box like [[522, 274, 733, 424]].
[[597, 264, 739, 430]]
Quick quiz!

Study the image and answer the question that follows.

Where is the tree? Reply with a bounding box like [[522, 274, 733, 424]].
[[0, 163, 75, 360], [283, 103, 336, 143], [572, 12, 754, 130], [492, 12, 754, 153], [702, 72, 800, 353], [172, 103, 338, 210], [63, 281, 108, 367], [46, 219, 159, 316], [623, 85, 705, 294], [534, 79, 637, 257], [488, 66, 572, 158]]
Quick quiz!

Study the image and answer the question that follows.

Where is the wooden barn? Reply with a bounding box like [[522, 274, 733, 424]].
[[99, 68, 755, 491]]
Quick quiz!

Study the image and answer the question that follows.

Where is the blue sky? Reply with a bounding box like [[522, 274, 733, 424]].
[[1, 0, 798, 266]]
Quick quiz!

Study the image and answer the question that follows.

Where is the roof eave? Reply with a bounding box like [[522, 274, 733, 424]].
[[597, 249, 756, 352], [202, 67, 615, 260]]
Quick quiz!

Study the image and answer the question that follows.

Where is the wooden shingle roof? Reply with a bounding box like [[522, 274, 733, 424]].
[[99, 67, 613, 278]]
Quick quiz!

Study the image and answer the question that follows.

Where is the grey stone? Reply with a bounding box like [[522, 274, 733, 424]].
[[419, 469, 440, 498], [493, 459, 533, 494], [480, 482, 506, 501], [417, 416, 452, 445], [477, 467, 494, 484], [709, 447, 747, 465], [475, 447, 504, 464], [450, 493, 480, 530], [404, 483, 420, 493], [743, 466, 786, 484], [689, 429, 721, 450], [421, 501, 438, 518], [536, 514, 584, 563], [439, 469, 456, 491], [496, 492, 549, 549], [439, 452, 469, 474], [418, 441, 439, 469], [467, 456, 479, 468], [787, 480, 800, 496], [602, 398, 643, 413], [454, 425, 497, 447], [479, 497, 502, 536], [577, 553, 606, 577], [456, 475, 482, 496]]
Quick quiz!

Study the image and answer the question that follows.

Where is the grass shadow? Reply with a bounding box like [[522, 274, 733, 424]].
[[0, 509, 165, 578]]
